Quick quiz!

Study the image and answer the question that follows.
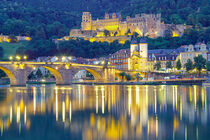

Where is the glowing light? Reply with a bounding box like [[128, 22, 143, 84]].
[[24, 106, 27, 124], [9, 56, 13, 61], [17, 106, 20, 123], [10, 106, 12, 123], [62, 101, 65, 122], [96, 86, 98, 114], [68, 56, 72, 60], [23, 56, 27, 60], [128, 86, 132, 115], [69, 101, 72, 123], [101, 86, 105, 114], [62, 56, 66, 61], [55, 88, 58, 121], [16, 56, 21, 61]]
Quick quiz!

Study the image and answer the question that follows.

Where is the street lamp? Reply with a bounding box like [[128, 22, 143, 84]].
[[9, 56, 13, 61], [62, 56, 66, 61], [16, 56, 21, 61], [23, 56, 27, 61], [68, 56, 72, 60]]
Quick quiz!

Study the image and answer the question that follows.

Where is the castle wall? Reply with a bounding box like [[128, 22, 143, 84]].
[[69, 12, 189, 44]]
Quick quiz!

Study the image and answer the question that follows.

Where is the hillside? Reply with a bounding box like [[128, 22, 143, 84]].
[[0, 0, 209, 59], [0, 41, 29, 60], [0, 0, 209, 37]]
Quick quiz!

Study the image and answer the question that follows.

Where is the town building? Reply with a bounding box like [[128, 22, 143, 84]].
[[176, 43, 210, 65], [110, 38, 178, 71], [0, 35, 31, 43]]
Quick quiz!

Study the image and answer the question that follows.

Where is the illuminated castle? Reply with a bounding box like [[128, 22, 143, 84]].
[[68, 12, 188, 43]]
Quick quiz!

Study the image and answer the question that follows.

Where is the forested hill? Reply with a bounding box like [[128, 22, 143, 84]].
[[0, 0, 209, 60], [0, 0, 209, 38]]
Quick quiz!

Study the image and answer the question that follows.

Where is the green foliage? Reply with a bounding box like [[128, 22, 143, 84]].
[[58, 39, 129, 58], [119, 72, 126, 81], [194, 55, 206, 72], [104, 30, 110, 37], [36, 68, 43, 78], [0, 0, 208, 60], [154, 62, 161, 71], [184, 59, 193, 72], [207, 62, 210, 71], [0, 70, 6, 78], [176, 59, 182, 70], [166, 61, 172, 69], [0, 47, 3, 59], [125, 73, 132, 81], [86, 71, 94, 80]]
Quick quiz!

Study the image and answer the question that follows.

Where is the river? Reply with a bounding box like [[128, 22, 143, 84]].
[[0, 84, 209, 140]]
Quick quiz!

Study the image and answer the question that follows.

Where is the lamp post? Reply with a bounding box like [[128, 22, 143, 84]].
[[23, 56, 27, 61], [9, 56, 13, 61], [16, 56, 21, 61]]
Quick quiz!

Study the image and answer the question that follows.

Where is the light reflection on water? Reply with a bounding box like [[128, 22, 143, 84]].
[[0, 85, 209, 140]]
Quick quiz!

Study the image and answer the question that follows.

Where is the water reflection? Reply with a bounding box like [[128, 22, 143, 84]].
[[0, 85, 209, 140]]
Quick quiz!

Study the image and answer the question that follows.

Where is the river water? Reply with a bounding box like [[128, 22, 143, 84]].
[[0, 84, 209, 140]]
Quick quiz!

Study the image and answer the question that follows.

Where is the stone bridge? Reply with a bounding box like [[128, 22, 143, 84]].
[[0, 61, 116, 86]]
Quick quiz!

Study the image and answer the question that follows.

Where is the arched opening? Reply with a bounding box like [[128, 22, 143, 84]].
[[0, 66, 16, 85], [27, 66, 63, 84], [73, 69, 102, 82]]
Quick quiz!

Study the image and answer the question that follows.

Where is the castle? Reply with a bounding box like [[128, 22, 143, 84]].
[[68, 12, 188, 43]]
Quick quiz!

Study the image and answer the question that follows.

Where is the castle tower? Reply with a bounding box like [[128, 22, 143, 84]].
[[139, 37, 148, 58], [81, 12, 92, 31], [130, 39, 139, 56]]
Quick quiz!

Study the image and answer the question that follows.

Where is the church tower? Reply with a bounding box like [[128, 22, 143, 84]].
[[130, 39, 139, 56], [81, 12, 92, 31], [139, 37, 148, 58]]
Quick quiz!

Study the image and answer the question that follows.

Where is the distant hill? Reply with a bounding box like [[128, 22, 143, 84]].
[[0, 0, 209, 60], [0, 0, 209, 38]]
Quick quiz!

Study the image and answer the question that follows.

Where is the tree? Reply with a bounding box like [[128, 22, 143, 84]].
[[125, 73, 132, 81], [184, 59, 193, 72], [136, 73, 142, 82], [28, 72, 36, 79], [133, 32, 139, 38], [166, 61, 172, 69], [194, 55, 206, 74], [36, 68, 43, 78], [125, 29, 131, 36], [154, 62, 161, 71], [0, 70, 6, 78], [207, 62, 210, 71], [0, 47, 3, 59], [114, 31, 118, 36], [104, 30, 110, 37], [176, 59, 182, 70], [119, 72, 126, 81], [45, 70, 52, 78]]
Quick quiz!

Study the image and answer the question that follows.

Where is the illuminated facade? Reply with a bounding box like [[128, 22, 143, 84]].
[[67, 12, 188, 43], [110, 38, 178, 71], [176, 43, 210, 65]]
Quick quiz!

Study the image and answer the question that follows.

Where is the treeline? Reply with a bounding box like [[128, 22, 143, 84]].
[[15, 39, 130, 59]]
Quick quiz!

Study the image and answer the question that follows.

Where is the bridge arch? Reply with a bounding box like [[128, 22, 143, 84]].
[[85, 68, 102, 80], [27, 66, 64, 84], [73, 68, 102, 81], [0, 66, 16, 85]]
